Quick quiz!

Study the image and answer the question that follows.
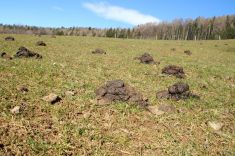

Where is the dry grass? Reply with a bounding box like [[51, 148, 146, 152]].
[[0, 34, 235, 155]]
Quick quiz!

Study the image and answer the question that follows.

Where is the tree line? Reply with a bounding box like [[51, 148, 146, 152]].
[[0, 14, 235, 40]]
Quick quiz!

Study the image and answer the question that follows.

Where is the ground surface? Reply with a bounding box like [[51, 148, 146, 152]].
[[0, 34, 235, 155]]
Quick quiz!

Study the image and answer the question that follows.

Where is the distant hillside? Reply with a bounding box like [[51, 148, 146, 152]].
[[1, 14, 235, 40]]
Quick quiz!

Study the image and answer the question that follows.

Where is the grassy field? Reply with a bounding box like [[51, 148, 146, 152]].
[[0, 34, 235, 155]]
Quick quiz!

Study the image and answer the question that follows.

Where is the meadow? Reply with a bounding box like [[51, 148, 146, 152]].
[[0, 34, 235, 155]]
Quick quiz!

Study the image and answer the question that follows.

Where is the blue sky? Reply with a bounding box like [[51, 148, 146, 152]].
[[0, 0, 234, 28]]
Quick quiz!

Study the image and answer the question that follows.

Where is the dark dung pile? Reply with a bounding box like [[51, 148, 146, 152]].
[[136, 53, 158, 64], [92, 48, 106, 54], [162, 65, 185, 78], [95, 80, 149, 107], [156, 82, 199, 101], [15, 46, 42, 59]]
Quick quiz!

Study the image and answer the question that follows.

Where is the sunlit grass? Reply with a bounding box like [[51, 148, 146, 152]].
[[0, 34, 235, 155]]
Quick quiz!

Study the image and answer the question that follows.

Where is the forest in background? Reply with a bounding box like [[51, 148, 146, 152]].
[[1, 14, 235, 40]]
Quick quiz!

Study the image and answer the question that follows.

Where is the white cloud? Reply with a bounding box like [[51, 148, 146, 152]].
[[52, 6, 64, 11], [83, 2, 160, 25]]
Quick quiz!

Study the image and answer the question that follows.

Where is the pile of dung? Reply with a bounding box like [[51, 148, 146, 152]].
[[95, 80, 149, 107], [92, 48, 106, 54], [184, 50, 192, 55], [5, 36, 15, 41], [156, 82, 199, 101], [36, 41, 46, 46], [1, 52, 12, 60], [162, 65, 185, 78], [136, 53, 158, 64], [15, 46, 42, 59]]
